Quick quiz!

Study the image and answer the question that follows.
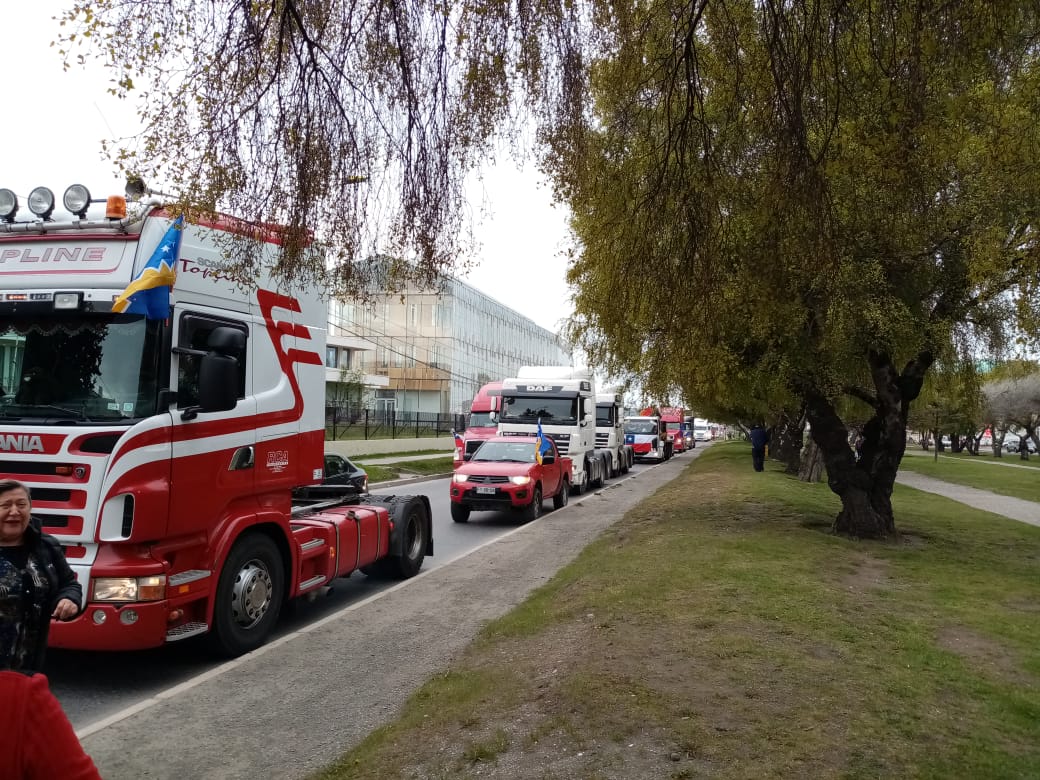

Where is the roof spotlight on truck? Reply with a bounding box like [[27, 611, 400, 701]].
[[27, 187, 55, 220]]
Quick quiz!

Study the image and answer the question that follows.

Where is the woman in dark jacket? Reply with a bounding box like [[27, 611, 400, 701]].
[[0, 478, 82, 672]]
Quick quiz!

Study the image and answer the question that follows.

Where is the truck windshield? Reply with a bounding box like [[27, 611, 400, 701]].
[[624, 419, 657, 435], [468, 411, 497, 427], [500, 395, 579, 425], [0, 314, 163, 422], [595, 404, 615, 427]]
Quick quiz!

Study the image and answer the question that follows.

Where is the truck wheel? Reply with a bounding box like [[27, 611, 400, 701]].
[[523, 486, 543, 522], [386, 497, 429, 578], [451, 504, 470, 523], [592, 458, 605, 488], [571, 469, 586, 495], [621, 452, 630, 474], [209, 533, 284, 657], [553, 478, 570, 509]]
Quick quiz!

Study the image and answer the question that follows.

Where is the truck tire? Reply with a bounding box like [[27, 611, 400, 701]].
[[553, 478, 570, 509], [522, 485, 543, 522], [209, 533, 285, 657], [571, 467, 586, 495], [451, 504, 471, 523], [590, 457, 604, 489], [385, 496, 430, 578]]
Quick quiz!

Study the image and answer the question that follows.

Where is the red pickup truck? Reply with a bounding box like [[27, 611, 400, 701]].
[[450, 435, 573, 523]]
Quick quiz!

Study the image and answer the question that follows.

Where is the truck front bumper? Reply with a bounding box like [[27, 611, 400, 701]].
[[50, 602, 172, 651]]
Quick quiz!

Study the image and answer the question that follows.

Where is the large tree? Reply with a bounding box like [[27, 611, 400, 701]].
[[559, 1, 1040, 536], [56, 0, 583, 294]]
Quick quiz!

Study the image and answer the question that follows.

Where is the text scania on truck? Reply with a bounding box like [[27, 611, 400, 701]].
[[0, 182, 433, 656]]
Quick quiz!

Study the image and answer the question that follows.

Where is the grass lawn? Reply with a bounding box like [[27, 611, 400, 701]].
[[357, 456, 455, 484], [314, 443, 1040, 780], [900, 452, 1040, 503]]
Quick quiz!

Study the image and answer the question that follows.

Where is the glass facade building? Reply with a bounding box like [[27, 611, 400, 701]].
[[328, 277, 570, 414]]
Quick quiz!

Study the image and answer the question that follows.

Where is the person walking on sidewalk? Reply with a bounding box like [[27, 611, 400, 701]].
[[749, 424, 770, 472]]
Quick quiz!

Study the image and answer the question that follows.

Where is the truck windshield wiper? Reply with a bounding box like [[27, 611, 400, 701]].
[[30, 404, 88, 420]]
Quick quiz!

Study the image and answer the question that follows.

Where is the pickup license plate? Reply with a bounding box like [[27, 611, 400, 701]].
[[475, 486, 497, 495]]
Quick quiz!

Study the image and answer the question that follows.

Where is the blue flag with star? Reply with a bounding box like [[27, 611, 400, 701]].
[[113, 215, 183, 319], [536, 419, 553, 464]]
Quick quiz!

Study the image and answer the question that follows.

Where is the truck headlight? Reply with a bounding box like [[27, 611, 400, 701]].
[[452, 473, 469, 483], [91, 575, 165, 602], [510, 475, 531, 485]]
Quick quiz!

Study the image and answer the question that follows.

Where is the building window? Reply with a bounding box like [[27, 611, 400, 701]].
[[338, 349, 351, 370], [326, 346, 338, 369]]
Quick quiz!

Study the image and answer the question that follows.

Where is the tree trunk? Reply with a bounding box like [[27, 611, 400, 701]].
[[798, 437, 824, 482], [800, 349, 931, 539], [772, 409, 807, 474]]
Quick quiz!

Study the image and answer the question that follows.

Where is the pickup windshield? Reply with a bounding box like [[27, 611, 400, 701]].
[[472, 440, 538, 463], [0, 314, 164, 422], [500, 394, 579, 424]]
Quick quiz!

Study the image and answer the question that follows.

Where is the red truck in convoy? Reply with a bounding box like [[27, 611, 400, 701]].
[[454, 380, 502, 465], [0, 181, 433, 657], [449, 435, 572, 523], [660, 407, 689, 452]]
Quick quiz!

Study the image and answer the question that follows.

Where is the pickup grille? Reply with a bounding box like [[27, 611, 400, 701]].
[[467, 475, 510, 484]]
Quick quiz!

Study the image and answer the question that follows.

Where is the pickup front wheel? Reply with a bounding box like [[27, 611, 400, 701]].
[[451, 504, 470, 523], [523, 486, 543, 522], [553, 478, 570, 510]]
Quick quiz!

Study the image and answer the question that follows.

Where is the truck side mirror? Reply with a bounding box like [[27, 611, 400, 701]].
[[182, 326, 245, 420]]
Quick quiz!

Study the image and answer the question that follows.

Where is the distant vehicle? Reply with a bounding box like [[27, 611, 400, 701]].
[[692, 418, 712, 442], [1004, 435, 1036, 454], [624, 415, 672, 462], [293, 454, 369, 498], [450, 436, 573, 523]]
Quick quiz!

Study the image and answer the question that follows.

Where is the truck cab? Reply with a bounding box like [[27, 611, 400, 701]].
[[499, 366, 609, 495], [595, 391, 634, 476], [624, 415, 673, 461], [0, 181, 432, 657], [456, 380, 502, 464]]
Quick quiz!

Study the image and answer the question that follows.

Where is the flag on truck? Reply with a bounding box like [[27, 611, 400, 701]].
[[536, 419, 553, 464], [112, 215, 183, 319]]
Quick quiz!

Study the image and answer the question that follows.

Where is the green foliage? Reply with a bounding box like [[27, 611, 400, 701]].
[[559, 1, 1040, 422]]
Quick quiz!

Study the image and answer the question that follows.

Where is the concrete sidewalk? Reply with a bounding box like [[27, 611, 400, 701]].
[[895, 471, 1040, 528]]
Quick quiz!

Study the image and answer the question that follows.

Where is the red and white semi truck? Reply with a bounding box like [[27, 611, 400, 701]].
[[0, 181, 432, 656], [454, 380, 502, 464]]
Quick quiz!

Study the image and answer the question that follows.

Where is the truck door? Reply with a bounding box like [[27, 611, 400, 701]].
[[168, 308, 257, 536]]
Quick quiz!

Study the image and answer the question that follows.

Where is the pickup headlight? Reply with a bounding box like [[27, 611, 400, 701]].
[[91, 575, 165, 602], [510, 475, 531, 485], [452, 473, 469, 483]]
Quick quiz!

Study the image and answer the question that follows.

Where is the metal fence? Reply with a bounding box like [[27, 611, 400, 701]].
[[325, 407, 467, 441]]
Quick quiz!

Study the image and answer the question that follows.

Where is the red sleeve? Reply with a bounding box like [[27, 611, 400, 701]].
[[22, 675, 103, 780]]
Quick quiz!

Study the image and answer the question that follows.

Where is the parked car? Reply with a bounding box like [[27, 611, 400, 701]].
[[293, 453, 369, 498], [1004, 436, 1037, 454]]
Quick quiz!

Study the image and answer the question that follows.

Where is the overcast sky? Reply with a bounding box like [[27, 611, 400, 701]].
[[0, 4, 574, 335]]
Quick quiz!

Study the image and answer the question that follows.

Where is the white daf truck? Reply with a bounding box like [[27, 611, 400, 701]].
[[498, 366, 610, 495], [595, 388, 634, 477]]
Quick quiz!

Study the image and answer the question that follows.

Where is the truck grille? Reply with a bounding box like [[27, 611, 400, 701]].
[[467, 475, 510, 484], [595, 432, 609, 447]]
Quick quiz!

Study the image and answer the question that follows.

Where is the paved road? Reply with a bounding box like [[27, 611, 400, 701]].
[[48, 457, 662, 728], [73, 449, 700, 779]]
